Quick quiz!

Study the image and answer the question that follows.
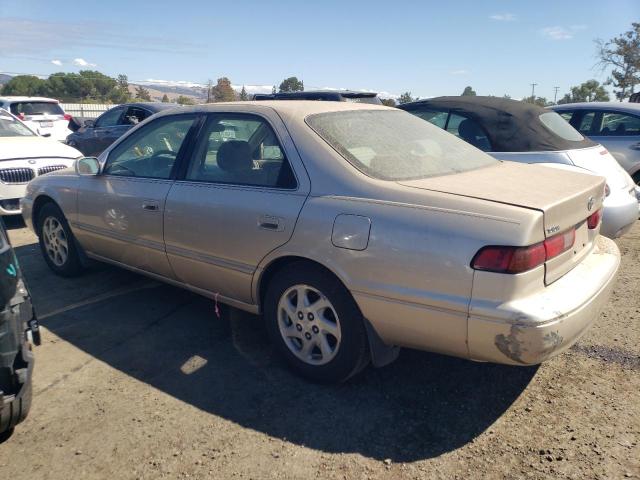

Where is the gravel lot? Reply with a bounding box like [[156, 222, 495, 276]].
[[0, 218, 638, 479]]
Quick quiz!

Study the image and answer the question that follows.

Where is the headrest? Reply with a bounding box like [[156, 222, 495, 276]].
[[216, 141, 253, 173]]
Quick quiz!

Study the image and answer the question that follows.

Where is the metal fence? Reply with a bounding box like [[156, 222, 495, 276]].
[[59, 103, 115, 119]]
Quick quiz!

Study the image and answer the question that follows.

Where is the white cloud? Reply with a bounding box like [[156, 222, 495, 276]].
[[490, 13, 516, 21], [73, 57, 97, 67], [141, 78, 206, 88], [51, 59, 62, 66], [450, 69, 469, 75], [540, 25, 587, 40]]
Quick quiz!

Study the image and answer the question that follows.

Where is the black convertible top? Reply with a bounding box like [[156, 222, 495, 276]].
[[400, 96, 597, 152]]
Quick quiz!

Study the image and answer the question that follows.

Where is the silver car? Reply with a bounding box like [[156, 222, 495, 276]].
[[550, 102, 640, 185], [21, 102, 620, 382]]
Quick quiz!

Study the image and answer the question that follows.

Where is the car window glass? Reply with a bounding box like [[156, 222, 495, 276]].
[[558, 111, 573, 122], [104, 115, 195, 179], [95, 107, 124, 128], [186, 114, 296, 189], [576, 112, 595, 134], [9, 102, 64, 116], [121, 107, 150, 126], [0, 112, 35, 137], [410, 109, 448, 129], [539, 112, 584, 141], [446, 113, 492, 151], [598, 112, 640, 136]]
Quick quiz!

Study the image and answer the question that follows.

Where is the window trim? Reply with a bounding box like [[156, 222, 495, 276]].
[[102, 113, 201, 181], [176, 112, 299, 191]]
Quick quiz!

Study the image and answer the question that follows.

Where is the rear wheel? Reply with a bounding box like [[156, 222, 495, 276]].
[[37, 203, 83, 277], [264, 263, 369, 383]]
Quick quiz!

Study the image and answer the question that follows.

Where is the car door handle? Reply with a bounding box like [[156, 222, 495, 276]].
[[142, 201, 159, 211], [258, 215, 284, 231]]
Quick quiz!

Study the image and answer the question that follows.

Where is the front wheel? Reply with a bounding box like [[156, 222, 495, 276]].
[[37, 203, 83, 277], [264, 263, 369, 383]]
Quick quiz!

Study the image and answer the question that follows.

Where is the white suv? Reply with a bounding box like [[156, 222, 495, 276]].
[[0, 96, 72, 142]]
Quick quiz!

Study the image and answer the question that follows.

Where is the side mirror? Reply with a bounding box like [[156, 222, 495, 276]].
[[77, 157, 100, 176], [83, 119, 95, 128]]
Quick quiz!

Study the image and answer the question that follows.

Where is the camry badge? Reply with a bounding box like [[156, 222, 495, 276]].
[[587, 196, 595, 212]]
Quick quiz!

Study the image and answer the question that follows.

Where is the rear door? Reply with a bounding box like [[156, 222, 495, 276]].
[[164, 109, 310, 305]]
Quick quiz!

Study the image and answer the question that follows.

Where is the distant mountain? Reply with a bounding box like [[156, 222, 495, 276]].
[[0, 74, 12, 85]]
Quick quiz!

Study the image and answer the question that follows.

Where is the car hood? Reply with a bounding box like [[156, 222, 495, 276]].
[[398, 161, 605, 237], [565, 145, 634, 191], [0, 136, 81, 161]]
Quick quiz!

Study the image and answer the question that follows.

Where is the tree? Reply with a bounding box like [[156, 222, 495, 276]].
[[271, 85, 276, 94], [381, 98, 397, 107], [176, 95, 195, 105], [135, 85, 152, 101], [461, 86, 476, 96], [239, 85, 248, 101], [161, 94, 170, 103], [398, 92, 415, 104], [522, 95, 551, 107], [1, 75, 46, 96], [557, 79, 610, 104], [211, 77, 236, 102], [596, 23, 640, 100], [279, 76, 304, 92]]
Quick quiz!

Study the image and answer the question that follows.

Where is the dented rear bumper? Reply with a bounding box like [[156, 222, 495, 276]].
[[467, 236, 620, 365]]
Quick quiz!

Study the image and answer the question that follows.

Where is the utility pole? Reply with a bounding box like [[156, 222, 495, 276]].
[[530, 83, 538, 102], [553, 86, 560, 104]]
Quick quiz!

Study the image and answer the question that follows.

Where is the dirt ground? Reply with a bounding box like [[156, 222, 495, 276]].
[[0, 218, 638, 479]]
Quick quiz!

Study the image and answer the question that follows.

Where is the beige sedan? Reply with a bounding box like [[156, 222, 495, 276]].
[[21, 101, 620, 382]]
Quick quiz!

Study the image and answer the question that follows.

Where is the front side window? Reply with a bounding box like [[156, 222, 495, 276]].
[[95, 107, 125, 128], [446, 113, 492, 151], [307, 110, 498, 181], [104, 115, 195, 179], [598, 112, 640, 136], [121, 107, 150, 126], [539, 111, 584, 141], [185, 114, 296, 189], [0, 112, 36, 137]]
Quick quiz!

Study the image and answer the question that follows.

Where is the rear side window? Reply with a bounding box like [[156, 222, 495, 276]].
[[185, 114, 296, 189], [9, 102, 64, 116], [446, 113, 492, 151], [598, 112, 640, 136], [539, 112, 584, 141], [576, 112, 595, 134], [307, 110, 497, 181]]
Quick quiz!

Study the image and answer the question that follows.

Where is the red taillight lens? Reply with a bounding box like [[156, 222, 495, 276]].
[[472, 228, 575, 274], [587, 209, 602, 229], [64, 113, 72, 121]]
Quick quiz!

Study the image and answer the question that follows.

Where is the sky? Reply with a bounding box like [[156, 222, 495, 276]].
[[0, 0, 637, 100]]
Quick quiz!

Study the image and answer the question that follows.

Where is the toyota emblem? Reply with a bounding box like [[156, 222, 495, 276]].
[[587, 196, 595, 212]]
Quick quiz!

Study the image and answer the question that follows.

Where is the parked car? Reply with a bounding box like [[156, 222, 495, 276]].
[[0, 218, 40, 441], [0, 96, 72, 142], [399, 96, 639, 238], [549, 102, 640, 185], [22, 101, 620, 382], [254, 90, 382, 104], [65, 103, 176, 157], [0, 110, 81, 215]]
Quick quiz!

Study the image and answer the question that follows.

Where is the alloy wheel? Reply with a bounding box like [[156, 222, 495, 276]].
[[42, 216, 69, 267]]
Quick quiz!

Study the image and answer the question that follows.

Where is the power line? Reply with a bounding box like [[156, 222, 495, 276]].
[[553, 86, 560, 103]]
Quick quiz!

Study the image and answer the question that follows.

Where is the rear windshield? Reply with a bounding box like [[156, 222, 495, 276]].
[[539, 112, 584, 141], [306, 110, 498, 181], [10, 101, 64, 116], [0, 112, 36, 137]]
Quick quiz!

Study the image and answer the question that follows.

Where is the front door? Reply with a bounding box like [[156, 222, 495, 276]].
[[75, 114, 198, 278], [164, 111, 310, 305]]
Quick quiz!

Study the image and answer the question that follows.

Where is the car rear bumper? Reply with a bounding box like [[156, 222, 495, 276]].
[[467, 235, 620, 365], [601, 188, 638, 238]]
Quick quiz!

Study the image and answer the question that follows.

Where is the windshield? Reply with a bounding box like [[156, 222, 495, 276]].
[[539, 112, 584, 141], [0, 113, 36, 137], [306, 110, 498, 180], [9, 101, 64, 116]]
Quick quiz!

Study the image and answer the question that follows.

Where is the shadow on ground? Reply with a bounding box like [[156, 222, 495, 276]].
[[14, 242, 538, 462]]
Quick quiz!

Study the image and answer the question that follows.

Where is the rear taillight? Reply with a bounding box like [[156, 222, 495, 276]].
[[587, 209, 602, 229], [472, 228, 576, 274], [64, 113, 72, 121]]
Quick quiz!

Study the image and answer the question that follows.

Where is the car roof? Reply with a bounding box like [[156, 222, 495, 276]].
[[0, 96, 60, 103], [118, 102, 178, 112], [549, 102, 640, 114], [399, 95, 597, 152], [255, 90, 378, 100]]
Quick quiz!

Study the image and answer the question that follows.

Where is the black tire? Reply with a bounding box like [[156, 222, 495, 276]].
[[37, 202, 83, 277], [264, 262, 370, 383]]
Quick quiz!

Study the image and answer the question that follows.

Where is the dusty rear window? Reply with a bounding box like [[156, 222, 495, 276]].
[[539, 112, 584, 141], [306, 110, 498, 180]]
